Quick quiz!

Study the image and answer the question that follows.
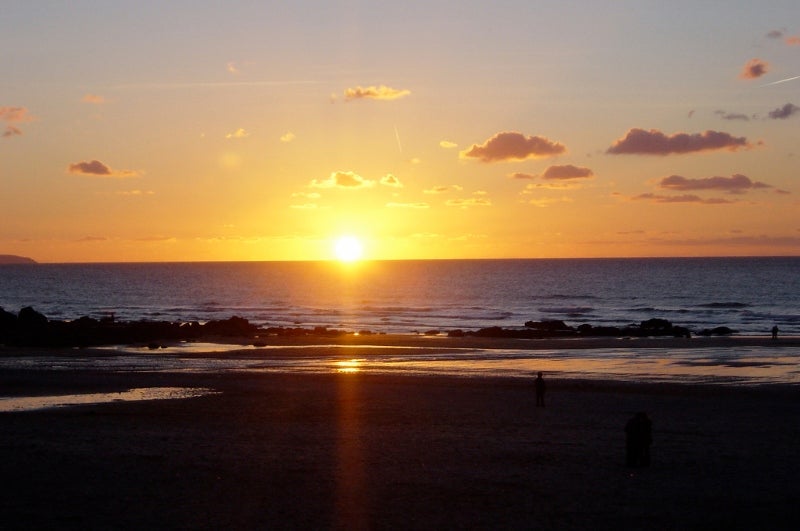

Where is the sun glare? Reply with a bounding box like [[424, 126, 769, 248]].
[[333, 235, 364, 262]]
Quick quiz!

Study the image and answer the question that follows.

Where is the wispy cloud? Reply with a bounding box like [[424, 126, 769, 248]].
[[309, 171, 375, 189], [67, 159, 139, 178], [225, 128, 250, 139], [632, 193, 735, 204], [714, 110, 750, 121], [386, 202, 429, 209], [81, 94, 106, 104], [343, 85, 411, 101], [439, 140, 458, 149], [659, 174, 771, 194], [767, 103, 800, 120], [424, 185, 463, 194], [740, 58, 769, 79], [606, 128, 752, 155], [280, 132, 295, 143], [460, 131, 566, 162], [445, 197, 492, 208], [1, 106, 33, 138]]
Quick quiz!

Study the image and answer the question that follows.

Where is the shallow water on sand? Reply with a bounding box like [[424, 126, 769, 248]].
[[2, 343, 799, 386]]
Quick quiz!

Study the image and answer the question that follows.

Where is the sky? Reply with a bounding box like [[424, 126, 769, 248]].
[[1, 0, 799, 262]]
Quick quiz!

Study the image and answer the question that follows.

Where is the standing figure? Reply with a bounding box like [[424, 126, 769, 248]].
[[625, 411, 652, 467], [534, 371, 546, 407], [772, 325, 779, 340]]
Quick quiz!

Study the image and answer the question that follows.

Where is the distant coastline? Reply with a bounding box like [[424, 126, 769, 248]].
[[0, 255, 36, 265]]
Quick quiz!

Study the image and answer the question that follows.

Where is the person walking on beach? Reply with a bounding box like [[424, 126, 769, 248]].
[[534, 371, 546, 407]]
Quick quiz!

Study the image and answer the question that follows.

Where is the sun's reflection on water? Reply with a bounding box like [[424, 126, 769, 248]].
[[335, 359, 363, 373]]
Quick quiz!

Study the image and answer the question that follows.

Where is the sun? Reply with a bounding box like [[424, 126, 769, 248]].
[[333, 235, 364, 262]]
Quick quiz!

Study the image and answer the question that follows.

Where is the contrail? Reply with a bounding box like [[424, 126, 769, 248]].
[[394, 124, 403, 153], [759, 75, 800, 87]]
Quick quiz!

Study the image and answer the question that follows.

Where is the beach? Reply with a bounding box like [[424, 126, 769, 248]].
[[1, 337, 799, 530]]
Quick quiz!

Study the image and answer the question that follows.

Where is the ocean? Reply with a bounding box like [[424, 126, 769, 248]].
[[0, 257, 797, 336]]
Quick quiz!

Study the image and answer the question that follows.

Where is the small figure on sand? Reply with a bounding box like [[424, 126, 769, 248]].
[[625, 411, 652, 468], [534, 371, 546, 407], [772, 325, 779, 340]]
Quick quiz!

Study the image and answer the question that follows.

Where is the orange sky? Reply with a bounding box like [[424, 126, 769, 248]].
[[1, 2, 799, 262]]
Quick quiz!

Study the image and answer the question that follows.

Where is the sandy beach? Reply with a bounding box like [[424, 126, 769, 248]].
[[1, 337, 799, 530]]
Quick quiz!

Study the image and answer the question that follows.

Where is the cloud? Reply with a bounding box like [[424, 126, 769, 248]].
[[424, 185, 463, 194], [509, 172, 536, 180], [225, 128, 250, 139], [81, 94, 105, 104], [632, 193, 734, 204], [343, 85, 410, 101], [0, 106, 33, 137], [439, 140, 458, 149], [715, 110, 750, 121], [280, 132, 295, 142], [67, 159, 139, 178], [659, 174, 771, 194], [542, 164, 594, 180], [767, 103, 800, 120], [460, 131, 566, 162], [766, 29, 785, 39], [525, 196, 574, 208], [445, 197, 492, 208], [786, 36, 800, 45], [2, 126, 22, 138], [740, 58, 769, 79], [386, 202, 429, 209], [606, 128, 752, 155], [310, 171, 375, 189], [380, 174, 403, 187], [226, 61, 240, 74]]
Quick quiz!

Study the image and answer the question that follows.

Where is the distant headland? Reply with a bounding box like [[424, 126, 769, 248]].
[[0, 255, 37, 265]]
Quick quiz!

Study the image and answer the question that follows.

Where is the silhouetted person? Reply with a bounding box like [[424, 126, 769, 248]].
[[772, 325, 779, 340], [625, 412, 652, 467], [534, 371, 546, 407]]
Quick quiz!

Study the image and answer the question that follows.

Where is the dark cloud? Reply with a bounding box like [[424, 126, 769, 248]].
[[541, 164, 594, 180], [607, 128, 752, 155], [460, 131, 565, 162], [659, 174, 771, 194], [766, 29, 785, 39], [2, 126, 22, 138], [767, 103, 800, 120], [715, 110, 750, 121], [740, 58, 769, 79], [67, 160, 139, 177]]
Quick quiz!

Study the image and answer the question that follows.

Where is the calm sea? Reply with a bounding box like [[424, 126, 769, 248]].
[[0, 257, 797, 336]]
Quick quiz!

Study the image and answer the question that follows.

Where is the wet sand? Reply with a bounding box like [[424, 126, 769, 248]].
[[1, 338, 800, 530]]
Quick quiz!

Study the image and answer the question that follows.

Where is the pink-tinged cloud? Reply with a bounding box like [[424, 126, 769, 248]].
[[606, 128, 752, 155], [460, 131, 566, 162], [786, 36, 800, 45], [542, 164, 594, 180], [768, 103, 800, 119], [659, 174, 771, 194], [67, 160, 139, 178], [343, 85, 410, 101], [1, 106, 33, 138], [310, 171, 375, 189], [632, 193, 734, 204], [740, 58, 769, 79], [82, 94, 105, 104]]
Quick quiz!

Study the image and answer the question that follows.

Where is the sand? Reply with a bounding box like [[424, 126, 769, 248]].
[[1, 337, 799, 530]]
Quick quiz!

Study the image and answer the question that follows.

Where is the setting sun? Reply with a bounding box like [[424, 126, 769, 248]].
[[333, 236, 364, 262]]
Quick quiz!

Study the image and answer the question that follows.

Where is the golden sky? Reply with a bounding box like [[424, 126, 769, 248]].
[[1, 1, 799, 262]]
